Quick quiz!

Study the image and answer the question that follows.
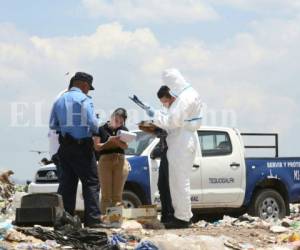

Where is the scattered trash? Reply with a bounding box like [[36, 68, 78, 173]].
[[4, 228, 29, 242], [123, 206, 157, 220], [138, 218, 165, 230], [0, 220, 13, 241], [281, 218, 293, 228], [192, 220, 209, 228], [2, 182, 300, 250], [104, 206, 123, 228], [16, 240, 60, 250], [134, 240, 158, 250], [121, 220, 143, 231], [17, 226, 110, 250], [270, 226, 289, 233], [291, 221, 300, 230], [288, 232, 300, 242], [109, 233, 140, 249], [239, 242, 256, 250], [145, 233, 226, 250], [0, 170, 16, 216]]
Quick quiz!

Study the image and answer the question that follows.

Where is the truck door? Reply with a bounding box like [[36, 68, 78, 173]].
[[198, 130, 245, 205], [149, 139, 202, 206]]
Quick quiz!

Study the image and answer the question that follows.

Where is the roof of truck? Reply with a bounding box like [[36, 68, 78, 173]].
[[132, 126, 236, 133]]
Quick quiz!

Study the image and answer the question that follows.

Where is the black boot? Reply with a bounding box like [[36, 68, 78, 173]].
[[164, 217, 191, 229], [161, 214, 175, 224]]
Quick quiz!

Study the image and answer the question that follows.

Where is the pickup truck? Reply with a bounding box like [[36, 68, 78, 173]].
[[28, 127, 300, 220]]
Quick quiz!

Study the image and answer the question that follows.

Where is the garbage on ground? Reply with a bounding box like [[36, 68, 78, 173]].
[[17, 226, 110, 250], [105, 205, 157, 222], [270, 225, 289, 233], [290, 204, 300, 214], [104, 206, 123, 228], [104, 205, 162, 230], [140, 233, 226, 250], [224, 238, 256, 250], [109, 233, 140, 249], [15, 240, 60, 250], [5, 228, 30, 242], [121, 220, 143, 231], [0, 220, 13, 240], [134, 240, 158, 250], [4, 185, 300, 250], [123, 206, 157, 220], [137, 218, 165, 230], [0, 170, 16, 215]]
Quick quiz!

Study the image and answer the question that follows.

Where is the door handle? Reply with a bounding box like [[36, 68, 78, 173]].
[[193, 164, 200, 169], [230, 162, 240, 167]]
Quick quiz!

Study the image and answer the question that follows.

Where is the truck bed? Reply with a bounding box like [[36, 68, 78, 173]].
[[244, 157, 300, 206]]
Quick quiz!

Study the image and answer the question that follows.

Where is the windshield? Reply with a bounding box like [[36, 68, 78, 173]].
[[125, 131, 155, 156]]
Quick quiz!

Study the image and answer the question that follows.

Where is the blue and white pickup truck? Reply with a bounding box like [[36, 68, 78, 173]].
[[28, 127, 300, 220]]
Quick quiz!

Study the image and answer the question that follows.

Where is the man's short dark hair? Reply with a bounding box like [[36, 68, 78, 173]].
[[157, 85, 172, 99]]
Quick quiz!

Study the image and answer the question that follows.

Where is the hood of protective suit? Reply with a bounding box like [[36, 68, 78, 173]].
[[161, 68, 190, 97]]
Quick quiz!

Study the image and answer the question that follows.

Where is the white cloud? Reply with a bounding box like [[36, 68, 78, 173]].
[[208, 0, 300, 15], [31, 23, 159, 66], [81, 0, 219, 22]]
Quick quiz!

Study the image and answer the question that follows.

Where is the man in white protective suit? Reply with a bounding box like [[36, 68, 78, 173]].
[[146, 68, 203, 229]]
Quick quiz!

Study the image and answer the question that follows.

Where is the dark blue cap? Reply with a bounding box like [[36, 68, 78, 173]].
[[72, 72, 94, 90]]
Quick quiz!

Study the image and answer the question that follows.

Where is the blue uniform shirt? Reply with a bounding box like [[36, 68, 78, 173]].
[[49, 87, 99, 139]]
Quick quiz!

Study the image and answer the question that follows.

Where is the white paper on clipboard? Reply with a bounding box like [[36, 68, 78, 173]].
[[117, 130, 137, 143]]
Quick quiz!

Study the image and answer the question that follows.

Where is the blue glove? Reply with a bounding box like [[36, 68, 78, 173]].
[[145, 106, 155, 117]]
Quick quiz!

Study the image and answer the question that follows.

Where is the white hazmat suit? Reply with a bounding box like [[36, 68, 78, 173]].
[[152, 68, 203, 222]]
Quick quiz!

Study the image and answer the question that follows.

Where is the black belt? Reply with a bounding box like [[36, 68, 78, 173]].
[[59, 133, 92, 146], [72, 138, 92, 145]]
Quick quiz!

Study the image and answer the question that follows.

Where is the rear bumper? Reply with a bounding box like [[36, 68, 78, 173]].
[[28, 182, 84, 211], [28, 182, 59, 193]]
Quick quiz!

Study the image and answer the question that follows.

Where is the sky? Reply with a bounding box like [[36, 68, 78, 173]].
[[1, 0, 300, 181]]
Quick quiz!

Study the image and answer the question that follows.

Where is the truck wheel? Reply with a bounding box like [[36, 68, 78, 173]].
[[122, 190, 142, 208], [250, 189, 286, 220]]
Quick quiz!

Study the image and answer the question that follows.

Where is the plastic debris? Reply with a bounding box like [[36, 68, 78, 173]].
[[4, 228, 29, 242], [142, 233, 226, 250], [121, 220, 143, 231], [109, 233, 140, 249], [288, 232, 300, 242], [0, 170, 16, 216], [291, 221, 300, 230], [270, 226, 289, 233], [0, 220, 13, 241], [18, 225, 110, 250], [16, 240, 60, 250], [134, 240, 158, 250], [137, 218, 165, 230]]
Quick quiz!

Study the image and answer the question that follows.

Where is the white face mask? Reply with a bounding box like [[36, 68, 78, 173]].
[[162, 103, 170, 109]]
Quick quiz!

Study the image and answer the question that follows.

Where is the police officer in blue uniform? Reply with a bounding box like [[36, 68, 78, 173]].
[[50, 72, 103, 228]]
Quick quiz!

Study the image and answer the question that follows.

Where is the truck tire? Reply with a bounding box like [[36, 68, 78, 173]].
[[250, 188, 286, 220], [122, 190, 142, 208]]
